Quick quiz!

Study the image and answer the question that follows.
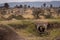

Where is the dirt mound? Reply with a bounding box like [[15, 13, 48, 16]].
[[0, 24, 25, 40]]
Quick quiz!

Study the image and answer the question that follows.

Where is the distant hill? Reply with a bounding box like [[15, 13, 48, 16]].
[[0, 1, 60, 8]]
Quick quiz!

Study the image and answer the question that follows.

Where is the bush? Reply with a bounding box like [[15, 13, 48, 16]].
[[15, 15, 24, 20], [45, 15, 52, 19], [6, 15, 16, 20], [8, 21, 40, 36], [6, 15, 24, 20], [25, 23, 40, 36], [8, 24, 27, 29]]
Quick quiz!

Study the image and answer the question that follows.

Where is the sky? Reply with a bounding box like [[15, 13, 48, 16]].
[[0, 0, 60, 3]]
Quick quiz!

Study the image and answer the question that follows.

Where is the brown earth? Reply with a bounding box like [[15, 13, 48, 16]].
[[0, 24, 25, 40]]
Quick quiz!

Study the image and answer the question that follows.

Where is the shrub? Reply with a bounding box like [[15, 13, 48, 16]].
[[15, 15, 24, 20], [6, 15, 16, 20], [6, 15, 24, 20], [8, 24, 27, 29], [45, 15, 51, 19]]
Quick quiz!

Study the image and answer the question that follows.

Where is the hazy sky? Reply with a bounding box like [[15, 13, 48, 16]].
[[0, 0, 60, 3]]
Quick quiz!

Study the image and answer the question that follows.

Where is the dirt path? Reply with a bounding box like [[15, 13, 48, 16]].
[[0, 24, 25, 40]]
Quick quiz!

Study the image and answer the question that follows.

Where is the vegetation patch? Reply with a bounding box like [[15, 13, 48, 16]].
[[8, 21, 40, 36]]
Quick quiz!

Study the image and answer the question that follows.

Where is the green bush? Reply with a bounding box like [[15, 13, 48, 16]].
[[8, 21, 40, 36], [15, 15, 24, 20], [45, 15, 52, 19], [25, 23, 40, 36], [7, 15, 24, 20], [8, 23, 27, 29]]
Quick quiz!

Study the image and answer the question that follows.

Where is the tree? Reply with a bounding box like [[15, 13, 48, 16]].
[[4, 3, 9, 8], [20, 5, 23, 8], [15, 5, 19, 8], [50, 4, 53, 8], [32, 9, 41, 19], [28, 5, 30, 8], [24, 5, 27, 9], [43, 3, 46, 7]]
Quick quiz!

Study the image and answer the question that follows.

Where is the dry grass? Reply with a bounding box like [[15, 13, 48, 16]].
[[16, 27, 60, 40], [0, 19, 60, 40]]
